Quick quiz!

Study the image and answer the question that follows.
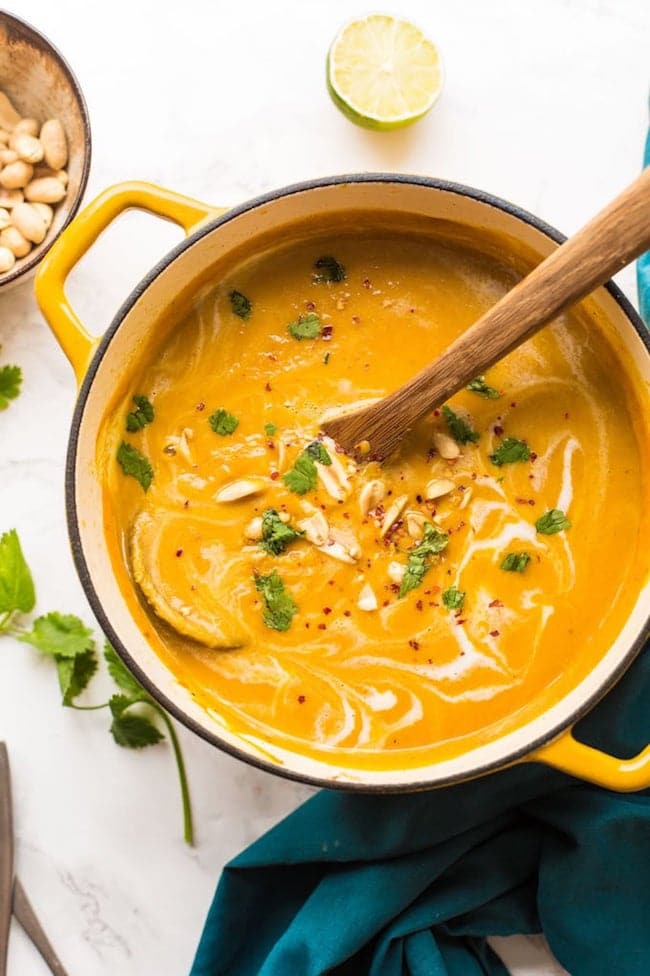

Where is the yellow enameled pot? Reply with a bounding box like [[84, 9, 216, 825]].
[[35, 177, 650, 792]]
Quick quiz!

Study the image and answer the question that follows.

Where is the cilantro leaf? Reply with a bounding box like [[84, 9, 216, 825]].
[[313, 255, 346, 283], [501, 552, 531, 573], [117, 442, 154, 491], [283, 452, 318, 495], [104, 641, 144, 697], [442, 406, 479, 444], [230, 290, 252, 319], [467, 376, 500, 399], [209, 408, 239, 436], [399, 523, 449, 598], [259, 509, 304, 556], [109, 697, 164, 748], [442, 586, 465, 610], [264, 422, 277, 437], [305, 440, 332, 465], [126, 394, 154, 432], [489, 437, 531, 466], [254, 570, 298, 631], [19, 611, 94, 658], [536, 509, 571, 535], [0, 529, 35, 616], [0, 364, 22, 410], [288, 313, 321, 340], [56, 649, 98, 706]]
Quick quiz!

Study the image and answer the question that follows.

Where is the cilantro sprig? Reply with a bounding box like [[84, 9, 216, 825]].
[[489, 437, 531, 466], [313, 255, 346, 283], [209, 408, 239, 436], [501, 552, 531, 572], [442, 586, 465, 611], [126, 394, 154, 432], [442, 406, 479, 444], [117, 442, 154, 491], [283, 440, 332, 495], [399, 523, 449, 598], [254, 570, 298, 631], [0, 529, 194, 845], [259, 509, 304, 556], [230, 290, 252, 319], [288, 313, 322, 340], [0, 363, 22, 410], [536, 509, 571, 535], [467, 376, 500, 399]]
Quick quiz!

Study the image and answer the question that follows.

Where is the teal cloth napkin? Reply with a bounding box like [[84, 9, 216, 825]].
[[191, 149, 650, 976]]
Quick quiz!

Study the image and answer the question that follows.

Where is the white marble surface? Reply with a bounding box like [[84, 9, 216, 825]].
[[0, 0, 647, 972]]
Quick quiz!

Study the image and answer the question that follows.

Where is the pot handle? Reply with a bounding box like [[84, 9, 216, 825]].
[[530, 729, 650, 791], [34, 180, 227, 385]]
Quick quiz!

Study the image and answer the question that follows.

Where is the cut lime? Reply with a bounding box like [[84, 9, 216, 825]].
[[326, 14, 444, 131]]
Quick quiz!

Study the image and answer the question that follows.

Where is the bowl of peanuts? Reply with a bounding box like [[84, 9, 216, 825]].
[[0, 11, 91, 289]]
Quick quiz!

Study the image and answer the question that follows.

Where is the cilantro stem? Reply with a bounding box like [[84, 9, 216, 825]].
[[149, 703, 194, 846], [69, 702, 111, 711], [0, 611, 13, 632]]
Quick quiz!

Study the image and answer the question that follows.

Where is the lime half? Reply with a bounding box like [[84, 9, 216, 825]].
[[327, 14, 444, 131]]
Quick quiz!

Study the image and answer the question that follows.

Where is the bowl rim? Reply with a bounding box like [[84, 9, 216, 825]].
[[0, 10, 92, 287], [65, 172, 650, 792]]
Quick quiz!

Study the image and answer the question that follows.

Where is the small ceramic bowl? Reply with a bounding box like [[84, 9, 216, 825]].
[[0, 11, 91, 291]]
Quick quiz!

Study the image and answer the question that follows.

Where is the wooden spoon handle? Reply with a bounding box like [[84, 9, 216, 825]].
[[323, 168, 650, 457]]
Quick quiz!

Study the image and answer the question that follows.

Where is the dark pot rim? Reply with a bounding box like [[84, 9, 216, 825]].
[[65, 173, 650, 792]]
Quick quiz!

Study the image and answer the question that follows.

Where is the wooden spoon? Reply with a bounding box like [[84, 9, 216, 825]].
[[322, 168, 650, 459]]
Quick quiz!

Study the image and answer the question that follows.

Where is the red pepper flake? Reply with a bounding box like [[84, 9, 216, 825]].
[[328, 579, 335, 586], [297, 695, 306, 703], [409, 307, 416, 313], [266, 352, 278, 361], [510, 401, 517, 408], [343, 610, 352, 617], [427, 447, 437, 460], [408, 639, 420, 650], [352, 315, 361, 324], [564, 412, 569, 420], [382, 599, 390, 607], [362, 277, 372, 289], [196, 401, 205, 411], [322, 607, 332, 615], [305, 300, 316, 311], [416, 494, 423, 504], [305, 622, 310, 628], [267, 440, 275, 449], [265, 382, 272, 392], [183, 500, 190, 509], [343, 511, 350, 519], [427, 658, 433, 664], [515, 497, 528, 505], [389, 583, 400, 593], [493, 425, 504, 436], [317, 623, 327, 631], [322, 325, 334, 341], [489, 599, 504, 608], [175, 548, 183, 557], [270, 470, 280, 480], [415, 599, 424, 611], [530, 452, 538, 462], [433, 408, 440, 417], [456, 619, 466, 626], [490, 629, 500, 637]]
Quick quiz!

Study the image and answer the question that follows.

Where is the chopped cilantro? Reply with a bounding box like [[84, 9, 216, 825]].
[[467, 376, 500, 399], [0, 529, 35, 620], [288, 313, 321, 340], [500, 552, 531, 573], [230, 290, 252, 319], [254, 570, 298, 631], [442, 405, 479, 444], [259, 509, 304, 556], [126, 394, 154, 432], [306, 440, 332, 465], [264, 422, 277, 437], [536, 509, 571, 535], [399, 523, 449, 598], [0, 363, 22, 410], [209, 408, 239, 436], [117, 442, 154, 491], [442, 586, 465, 610], [313, 255, 346, 283], [283, 442, 331, 494], [489, 437, 531, 466], [323, 352, 330, 365]]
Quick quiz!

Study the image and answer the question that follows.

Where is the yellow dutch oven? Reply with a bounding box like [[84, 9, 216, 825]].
[[35, 177, 650, 792]]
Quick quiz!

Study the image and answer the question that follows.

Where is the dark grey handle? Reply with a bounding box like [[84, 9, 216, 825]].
[[13, 879, 69, 976]]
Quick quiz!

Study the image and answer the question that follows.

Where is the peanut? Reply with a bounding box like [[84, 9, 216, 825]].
[[432, 432, 460, 460], [0, 92, 20, 131], [425, 478, 455, 501], [0, 149, 17, 165], [31, 202, 53, 229], [0, 161, 33, 190], [0, 246, 15, 272], [13, 118, 39, 137], [40, 119, 67, 169], [0, 188, 23, 209], [24, 177, 66, 203], [12, 202, 47, 244], [0, 225, 31, 258], [9, 133, 43, 164], [0, 208, 11, 231], [34, 166, 67, 185]]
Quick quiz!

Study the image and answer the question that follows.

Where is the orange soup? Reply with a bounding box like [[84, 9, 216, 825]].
[[99, 221, 650, 770]]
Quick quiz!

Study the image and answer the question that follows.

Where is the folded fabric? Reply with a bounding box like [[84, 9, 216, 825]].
[[192, 144, 650, 976]]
